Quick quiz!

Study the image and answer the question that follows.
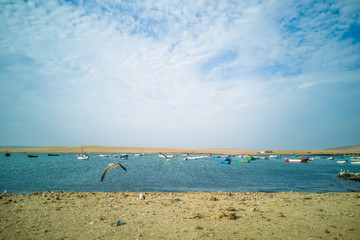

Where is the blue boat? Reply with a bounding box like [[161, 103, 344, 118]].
[[115, 154, 129, 159], [219, 157, 231, 164]]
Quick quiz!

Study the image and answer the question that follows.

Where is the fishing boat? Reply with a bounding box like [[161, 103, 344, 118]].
[[4, 149, 11, 157], [77, 147, 89, 160], [285, 157, 309, 163], [239, 159, 251, 163], [99, 154, 110, 157], [336, 160, 348, 164], [269, 155, 280, 159], [219, 157, 231, 164], [77, 154, 89, 160], [114, 154, 128, 159], [48, 153, 59, 156], [28, 154, 38, 158]]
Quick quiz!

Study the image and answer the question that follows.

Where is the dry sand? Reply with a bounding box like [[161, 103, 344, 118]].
[[1, 191, 359, 240]]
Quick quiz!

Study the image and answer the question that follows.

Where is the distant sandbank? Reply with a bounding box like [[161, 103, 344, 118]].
[[1, 145, 359, 155]]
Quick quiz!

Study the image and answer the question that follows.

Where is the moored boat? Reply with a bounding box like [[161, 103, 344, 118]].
[[48, 153, 59, 156], [219, 157, 231, 164], [28, 154, 38, 158], [336, 160, 348, 164], [239, 159, 251, 163], [115, 154, 128, 159], [99, 154, 110, 157], [77, 154, 89, 160], [328, 157, 334, 160], [285, 157, 309, 163]]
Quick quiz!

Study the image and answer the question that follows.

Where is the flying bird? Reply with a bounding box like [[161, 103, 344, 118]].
[[101, 163, 127, 182], [159, 152, 180, 161]]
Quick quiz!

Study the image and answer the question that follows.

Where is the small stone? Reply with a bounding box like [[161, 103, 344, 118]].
[[226, 207, 236, 211], [214, 215, 221, 219], [195, 226, 203, 230], [266, 218, 271, 222], [324, 229, 330, 233], [229, 213, 236, 220], [116, 220, 125, 226], [209, 196, 217, 201], [89, 221, 94, 225]]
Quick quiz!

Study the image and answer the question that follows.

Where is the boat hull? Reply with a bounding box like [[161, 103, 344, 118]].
[[285, 157, 309, 163]]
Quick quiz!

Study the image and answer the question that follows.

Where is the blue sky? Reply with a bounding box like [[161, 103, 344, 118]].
[[0, 0, 359, 150]]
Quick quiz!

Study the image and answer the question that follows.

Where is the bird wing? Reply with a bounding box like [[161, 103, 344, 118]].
[[118, 163, 127, 171], [159, 152, 169, 159], [101, 164, 117, 182]]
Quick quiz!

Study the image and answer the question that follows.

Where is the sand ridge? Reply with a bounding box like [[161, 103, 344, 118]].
[[1, 145, 359, 155]]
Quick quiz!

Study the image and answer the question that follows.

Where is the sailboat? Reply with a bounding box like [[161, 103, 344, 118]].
[[4, 148, 10, 157], [134, 149, 145, 157], [77, 146, 89, 160]]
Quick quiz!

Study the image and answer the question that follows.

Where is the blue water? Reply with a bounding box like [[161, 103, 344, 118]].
[[0, 154, 359, 193]]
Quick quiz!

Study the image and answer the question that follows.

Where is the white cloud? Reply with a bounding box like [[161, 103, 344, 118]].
[[0, 0, 359, 149]]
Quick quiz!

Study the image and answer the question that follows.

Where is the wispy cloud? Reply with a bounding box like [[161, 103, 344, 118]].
[[0, 0, 359, 149]]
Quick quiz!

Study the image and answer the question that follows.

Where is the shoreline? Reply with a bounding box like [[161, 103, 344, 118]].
[[1, 191, 359, 239], [1, 145, 359, 155]]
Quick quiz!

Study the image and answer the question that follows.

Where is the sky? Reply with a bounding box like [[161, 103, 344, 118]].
[[0, 0, 359, 150]]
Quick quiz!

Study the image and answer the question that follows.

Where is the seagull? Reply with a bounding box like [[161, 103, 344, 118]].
[[159, 152, 180, 162], [101, 163, 127, 182]]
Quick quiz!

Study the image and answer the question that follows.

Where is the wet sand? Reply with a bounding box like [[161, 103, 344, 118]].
[[1, 191, 359, 240]]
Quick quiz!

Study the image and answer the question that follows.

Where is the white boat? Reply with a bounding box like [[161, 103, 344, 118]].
[[99, 154, 110, 157], [351, 161, 360, 165], [134, 153, 144, 157], [336, 160, 348, 164], [328, 157, 334, 160], [269, 155, 280, 159], [77, 146, 89, 160], [77, 155, 89, 160]]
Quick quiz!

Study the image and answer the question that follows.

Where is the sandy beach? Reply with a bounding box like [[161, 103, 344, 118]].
[[1, 191, 359, 239], [1, 145, 359, 239]]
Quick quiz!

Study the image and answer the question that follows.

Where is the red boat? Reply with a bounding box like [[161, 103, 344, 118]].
[[285, 157, 309, 163]]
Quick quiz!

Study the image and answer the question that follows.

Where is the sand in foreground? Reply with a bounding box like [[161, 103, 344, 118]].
[[1, 191, 359, 240]]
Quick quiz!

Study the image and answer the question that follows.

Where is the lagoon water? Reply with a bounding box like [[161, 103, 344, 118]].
[[1, 153, 359, 193]]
